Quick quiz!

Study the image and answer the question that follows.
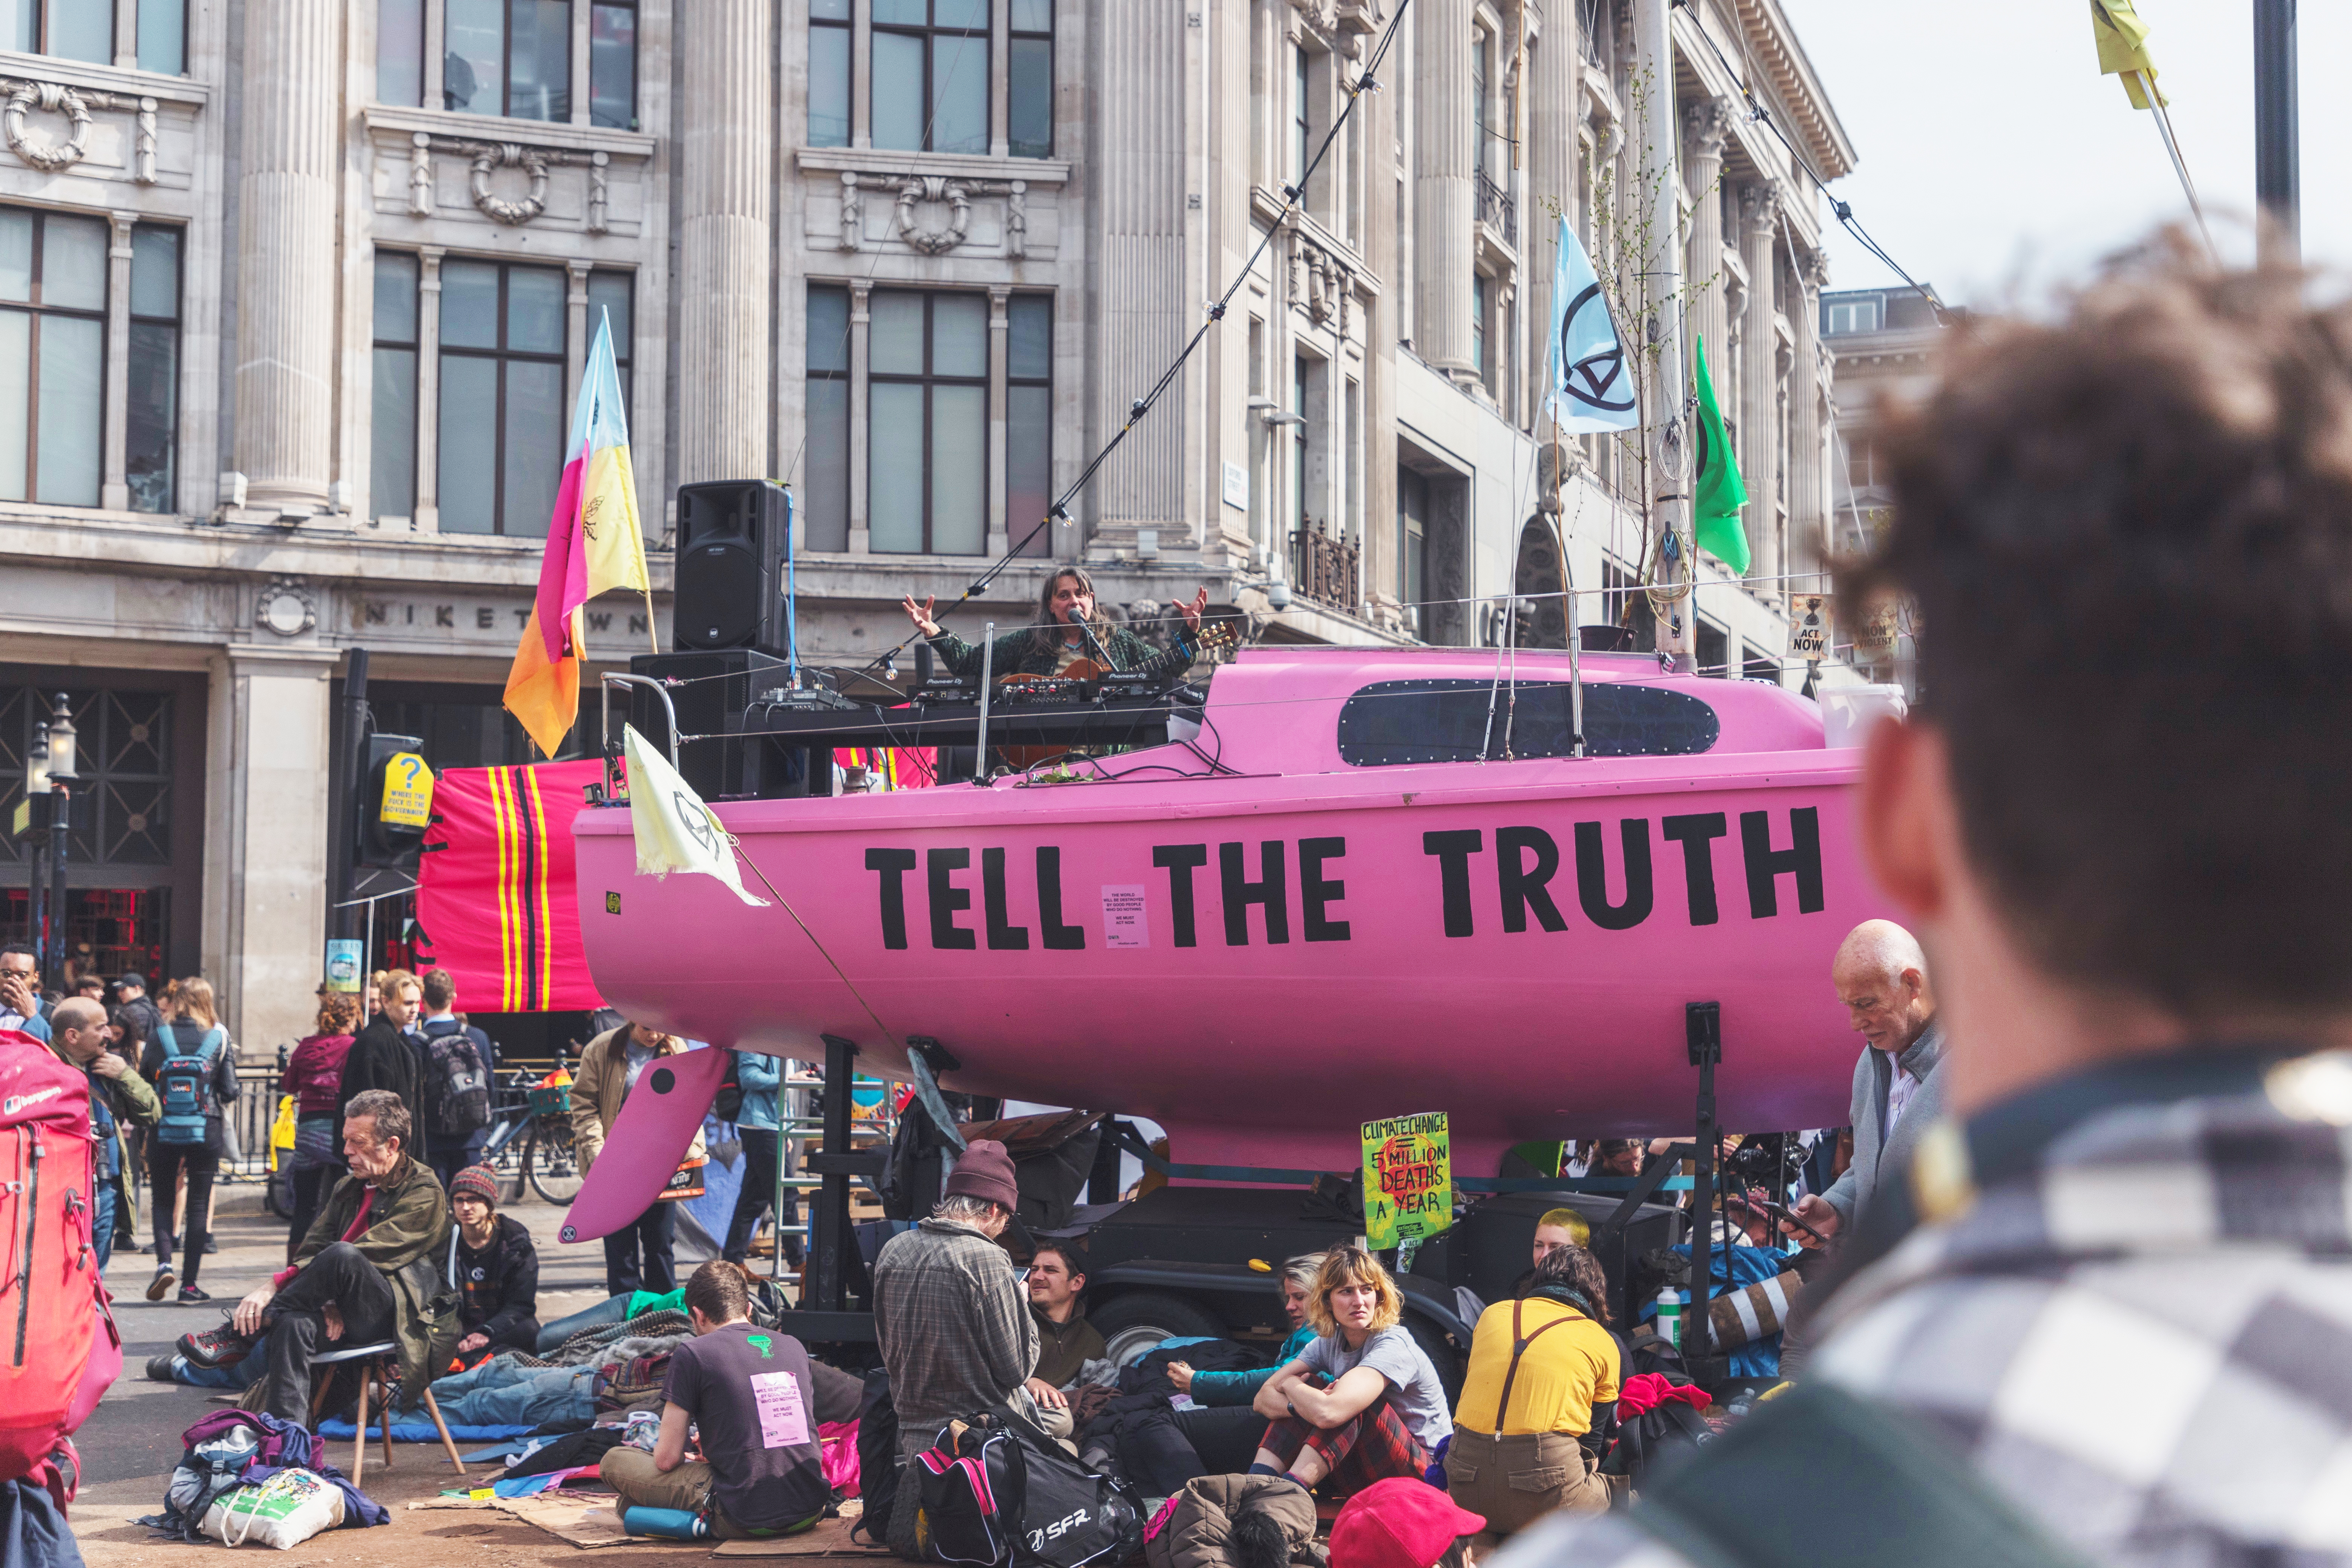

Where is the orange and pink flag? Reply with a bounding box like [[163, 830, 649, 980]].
[[504, 312, 650, 756]]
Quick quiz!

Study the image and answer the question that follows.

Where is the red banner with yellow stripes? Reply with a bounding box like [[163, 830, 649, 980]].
[[415, 760, 607, 1013]]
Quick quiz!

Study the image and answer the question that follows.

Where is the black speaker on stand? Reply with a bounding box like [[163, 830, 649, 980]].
[[674, 479, 792, 655]]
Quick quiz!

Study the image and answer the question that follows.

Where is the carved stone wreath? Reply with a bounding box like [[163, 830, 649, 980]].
[[894, 176, 972, 255], [5, 81, 93, 173], [469, 142, 551, 225]]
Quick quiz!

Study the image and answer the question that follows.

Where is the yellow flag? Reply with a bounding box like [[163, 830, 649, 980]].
[[503, 605, 581, 760], [580, 443, 649, 599], [2092, 0, 2165, 110]]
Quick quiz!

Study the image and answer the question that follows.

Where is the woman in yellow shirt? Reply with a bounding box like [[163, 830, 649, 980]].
[[1446, 1243, 1619, 1534]]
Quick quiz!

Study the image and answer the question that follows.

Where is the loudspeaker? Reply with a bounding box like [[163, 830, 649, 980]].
[[628, 649, 789, 800], [673, 480, 790, 654]]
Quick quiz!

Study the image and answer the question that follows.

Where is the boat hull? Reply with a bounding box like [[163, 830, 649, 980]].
[[574, 745, 1888, 1169]]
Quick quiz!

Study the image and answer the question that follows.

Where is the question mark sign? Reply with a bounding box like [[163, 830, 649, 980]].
[[400, 757, 422, 786]]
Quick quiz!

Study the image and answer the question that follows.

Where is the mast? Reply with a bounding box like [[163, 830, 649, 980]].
[[1633, 0, 1693, 671]]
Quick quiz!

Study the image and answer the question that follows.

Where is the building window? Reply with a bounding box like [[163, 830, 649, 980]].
[[868, 290, 987, 555], [372, 253, 419, 523], [872, 0, 988, 156], [1006, 294, 1052, 554], [380, 0, 425, 104], [1471, 28, 1488, 176], [126, 227, 179, 515], [1344, 375, 1361, 540], [587, 269, 632, 421], [1292, 356, 1311, 530], [1009, 0, 1052, 159], [1471, 273, 1488, 384], [809, 0, 851, 147], [438, 259, 567, 536], [0, 209, 104, 507], [415, 0, 634, 126], [588, 0, 637, 129], [1824, 296, 1882, 335], [1397, 465, 1428, 628], [5, 2, 109, 63], [138, 0, 184, 73], [805, 285, 850, 551], [1293, 45, 1311, 191]]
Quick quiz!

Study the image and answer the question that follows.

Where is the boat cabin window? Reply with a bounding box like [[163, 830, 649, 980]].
[[1336, 678, 1721, 766]]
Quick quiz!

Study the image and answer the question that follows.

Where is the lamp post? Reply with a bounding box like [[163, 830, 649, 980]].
[[21, 721, 46, 972], [42, 693, 76, 992]]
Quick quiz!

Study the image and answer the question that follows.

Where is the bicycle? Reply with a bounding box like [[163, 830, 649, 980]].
[[480, 1063, 584, 1205]]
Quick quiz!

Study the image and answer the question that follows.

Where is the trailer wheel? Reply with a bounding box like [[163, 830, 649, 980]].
[[1405, 1315, 1465, 1406], [1091, 1291, 1225, 1367]]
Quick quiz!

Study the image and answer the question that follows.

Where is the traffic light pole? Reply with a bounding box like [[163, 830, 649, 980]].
[[329, 648, 371, 946]]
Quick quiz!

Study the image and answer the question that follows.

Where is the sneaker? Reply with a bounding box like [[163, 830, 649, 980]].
[[145, 1354, 176, 1382], [177, 1319, 255, 1370], [145, 1266, 175, 1301], [176, 1285, 211, 1305]]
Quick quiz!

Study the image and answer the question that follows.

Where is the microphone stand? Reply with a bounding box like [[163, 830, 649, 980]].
[[1069, 610, 1118, 672]]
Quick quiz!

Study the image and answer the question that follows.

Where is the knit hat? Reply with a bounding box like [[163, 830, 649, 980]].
[[1328, 1479, 1485, 1568], [449, 1165, 501, 1208], [942, 1138, 1020, 1213]]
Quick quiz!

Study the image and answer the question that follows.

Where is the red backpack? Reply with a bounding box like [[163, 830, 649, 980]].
[[0, 1027, 119, 1493]]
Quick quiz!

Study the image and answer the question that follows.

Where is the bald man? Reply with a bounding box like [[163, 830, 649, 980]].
[[47, 995, 159, 1272], [1782, 920, 1945, 1251]]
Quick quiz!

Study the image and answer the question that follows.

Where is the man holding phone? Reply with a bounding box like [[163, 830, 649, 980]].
[[0, 944, 52, 1040]]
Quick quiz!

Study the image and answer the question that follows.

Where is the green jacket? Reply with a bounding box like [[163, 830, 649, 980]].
[[296, 1153, 458, 1406], [926, 622, 1196, 683]]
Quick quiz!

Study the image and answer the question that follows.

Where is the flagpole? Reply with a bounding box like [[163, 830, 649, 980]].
[[642, 584, 660, 656]]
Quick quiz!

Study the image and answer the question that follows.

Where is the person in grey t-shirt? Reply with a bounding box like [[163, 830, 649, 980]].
[[1251, 1247, 1452, 1491]]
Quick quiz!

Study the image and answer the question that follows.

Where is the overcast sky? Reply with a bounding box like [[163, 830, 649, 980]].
[[1776, 0, 2349, 308]]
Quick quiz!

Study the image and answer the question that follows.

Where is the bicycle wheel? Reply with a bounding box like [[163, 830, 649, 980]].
[[524, 1121, 585, 1205]]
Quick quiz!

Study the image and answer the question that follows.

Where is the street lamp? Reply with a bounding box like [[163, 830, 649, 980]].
[[41, 693, 75, 991]]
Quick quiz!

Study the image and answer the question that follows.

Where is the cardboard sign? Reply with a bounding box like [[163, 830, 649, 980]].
[[380, 752, 436, 830], [1790, 596, 1833, 662], [1360, 1112, 1453, 1249]]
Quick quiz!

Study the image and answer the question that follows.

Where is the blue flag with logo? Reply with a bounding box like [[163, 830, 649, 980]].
[[1544, 215, 1638, 433]]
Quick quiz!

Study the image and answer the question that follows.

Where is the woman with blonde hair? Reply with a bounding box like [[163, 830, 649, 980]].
[[1250, 1247, 1452, 1492], [142, 976, 239, 1303]]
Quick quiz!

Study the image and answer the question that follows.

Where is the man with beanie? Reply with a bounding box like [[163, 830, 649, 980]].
[[448, 1163, 541, 1357], [874, 1138, 1066, 1559]]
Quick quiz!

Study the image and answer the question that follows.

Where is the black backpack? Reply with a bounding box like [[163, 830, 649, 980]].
[[917, 1406, 1142, 1568], [1601, 1394, 1714, 1491], [420, 1020, 491, 1139]]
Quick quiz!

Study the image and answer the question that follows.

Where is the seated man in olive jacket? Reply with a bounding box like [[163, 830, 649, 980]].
[[177, 1088, 456, 1421]]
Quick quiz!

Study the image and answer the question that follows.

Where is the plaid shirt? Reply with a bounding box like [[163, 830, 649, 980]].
[[1490, 1046, 2352, 1568], [873, 1217, 1039, 1431]]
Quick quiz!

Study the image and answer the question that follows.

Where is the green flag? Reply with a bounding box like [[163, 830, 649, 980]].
[[1691, 335, 1750, 575]]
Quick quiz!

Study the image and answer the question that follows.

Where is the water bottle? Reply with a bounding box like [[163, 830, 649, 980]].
[[623, 1507, 711, 1540], [1654, 1286, 1683, 1349]]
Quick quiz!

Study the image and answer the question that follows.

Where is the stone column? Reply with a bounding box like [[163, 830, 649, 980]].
[[1527, 15, 1578, 420], [677, 0, 773, 483], [214, 644, 337, 1054], [1739, 179, 1782, 596], [103, 213, 132, 510], [233, 0, 341, 514], [1788, 248, 1828, 585], [1413, 0, 1473, 377], [1681, 97, 1733, 382]]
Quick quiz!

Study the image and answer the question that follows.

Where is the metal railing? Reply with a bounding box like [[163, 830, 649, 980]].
[[1289, 517, 1361, 613], [1474, 168, 1516, 244]]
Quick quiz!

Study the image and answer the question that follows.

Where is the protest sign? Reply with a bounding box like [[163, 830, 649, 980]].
[[1361, 1112, 1453, 1249]]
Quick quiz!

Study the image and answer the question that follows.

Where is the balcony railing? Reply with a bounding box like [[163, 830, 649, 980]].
[[1474, 168, 1516, 245], [1290, 517, 1361, 613]]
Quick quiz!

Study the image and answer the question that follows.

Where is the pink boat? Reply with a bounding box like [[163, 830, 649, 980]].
[[571, 645, 1890, 1186]]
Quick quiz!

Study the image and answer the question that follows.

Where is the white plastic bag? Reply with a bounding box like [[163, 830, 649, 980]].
[[201, 1468, 345, 1549]]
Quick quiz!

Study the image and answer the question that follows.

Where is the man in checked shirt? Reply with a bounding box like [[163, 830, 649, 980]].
[[1494, 250, 2352, 1568]]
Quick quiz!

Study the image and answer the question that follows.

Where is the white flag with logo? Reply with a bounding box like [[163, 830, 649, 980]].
[[623, 724, 769, 907], [1545, 214, 1639, 433]]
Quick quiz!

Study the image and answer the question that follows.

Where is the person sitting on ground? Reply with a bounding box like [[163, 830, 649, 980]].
[[1448, 1245, 1619, 1537], [42, 996, 158, 1276], [1026, 1241, 1106, 1394], [874, 1138, 1066, 1559], [602, 1259, 831, 1539], [1162, 1252, 1325, 1476], [1251, 1247, 1453, 1494], [176, 1089, 455, 1425], [447, 1164, 541, 1360]]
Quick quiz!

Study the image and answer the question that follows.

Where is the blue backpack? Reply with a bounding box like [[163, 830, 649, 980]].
[[156, 1023, 226, 1146]]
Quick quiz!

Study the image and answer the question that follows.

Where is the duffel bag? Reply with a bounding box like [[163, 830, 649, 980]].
[[916, 1406, 1141, 1568]]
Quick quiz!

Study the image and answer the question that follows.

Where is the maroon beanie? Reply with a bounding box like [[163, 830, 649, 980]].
[[943, 1138, 1020, 1212]]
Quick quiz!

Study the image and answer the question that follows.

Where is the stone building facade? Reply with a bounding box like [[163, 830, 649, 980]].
[[0, 0, 1852, 1050]]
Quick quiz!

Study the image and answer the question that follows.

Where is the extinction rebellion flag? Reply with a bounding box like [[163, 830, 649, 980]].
[[1543, 215, 1638, 434]]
